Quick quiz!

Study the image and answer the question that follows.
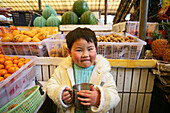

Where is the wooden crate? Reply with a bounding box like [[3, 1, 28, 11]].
[[35, 57, 156, 113]]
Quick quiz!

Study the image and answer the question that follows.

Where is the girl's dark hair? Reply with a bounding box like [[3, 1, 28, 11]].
[[65, 27, 97, 50]]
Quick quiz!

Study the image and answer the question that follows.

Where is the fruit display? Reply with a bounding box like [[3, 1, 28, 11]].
[[46, 14, 60, 27], [61, 11, 79, 24], [0, 27, 52, 57], [80, 11, 97, 24], [162, 48, 170, 62], [42, 5, 57, 19], [33, 5, 60, 27], [97, 33, 135, 42], [49, 44, 68, 57], [0, 27, 55, 42], [96, 33, 146, 59], [151, 39, 169, 60], [0, 55, 30, 81], [0, 26, 17, 38], [33, 16, 47, 27], [45, 39, 68, 57], [61, 0, 97, 25], [73, 0, 89, 17]]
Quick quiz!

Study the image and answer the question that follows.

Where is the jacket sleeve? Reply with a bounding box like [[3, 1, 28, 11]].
[[92, 72, 120, 113], [46, 67, 73, 111]]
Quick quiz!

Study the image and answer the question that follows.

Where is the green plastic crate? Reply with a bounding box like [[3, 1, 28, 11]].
[[0, 85, 41, 113]]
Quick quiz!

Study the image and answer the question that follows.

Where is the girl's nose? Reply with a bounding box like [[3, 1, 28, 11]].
[[82, 51, 88, 57]]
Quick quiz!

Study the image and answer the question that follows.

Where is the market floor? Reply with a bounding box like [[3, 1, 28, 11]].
[[38, 96, 57, 113]]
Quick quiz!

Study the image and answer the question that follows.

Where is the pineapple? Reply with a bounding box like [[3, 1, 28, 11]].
[[162, 47, 170, 62], [151, 39, 168, 60]]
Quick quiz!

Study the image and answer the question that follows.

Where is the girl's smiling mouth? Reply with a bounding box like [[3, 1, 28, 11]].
[[81, 59, 90, 62]]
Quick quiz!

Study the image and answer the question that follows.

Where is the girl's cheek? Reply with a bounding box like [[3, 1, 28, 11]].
[[72, 54, 80, 61], [90, 52, 96, 62], [91, 51, 97, 57]]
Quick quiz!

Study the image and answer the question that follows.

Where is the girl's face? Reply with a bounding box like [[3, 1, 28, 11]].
[[68, 38, 97, 68]]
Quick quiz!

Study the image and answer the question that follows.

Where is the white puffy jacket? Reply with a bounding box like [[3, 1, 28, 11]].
[[46, 55, 120, 113]]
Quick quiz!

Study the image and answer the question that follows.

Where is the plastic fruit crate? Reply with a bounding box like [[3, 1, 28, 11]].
[[45, 39, 68, 57], [45, 32, 146, 59], [0, 85, 41, 113], [126, 21, 159, 37], [0, 39, 48, 57], [97, 33, 146, 59], [48, 33, 66, 39], [0, 55, 37, 108], [112, 21, 159, 38]]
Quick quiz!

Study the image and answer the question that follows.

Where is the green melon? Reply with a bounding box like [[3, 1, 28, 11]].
[[46, 14, 60, 27], [77, 17, 81, 24], [73, 0, 89, 17], [49, 5, 57, 16], [33, 16, 46, 27], [80, 11, 97, 25], [61, 11, 78, 24], [42, 5, 57, 19]]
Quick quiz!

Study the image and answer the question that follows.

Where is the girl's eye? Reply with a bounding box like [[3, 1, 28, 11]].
[[88, 48, 93, 51], [76, 50, 82, 52]]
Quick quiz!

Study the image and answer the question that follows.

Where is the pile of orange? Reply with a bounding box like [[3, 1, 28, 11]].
[[0, 54, 30, 81]]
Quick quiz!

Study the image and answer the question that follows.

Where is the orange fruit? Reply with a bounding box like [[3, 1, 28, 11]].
[[5, 64, 14, 70], [18, 62, 24, 68], [0, 69, 8, 76], [4, 74, 11, 79], [0, 76, 4, 81], [18, 58, 25, 62], [5, 56, 13, 61], [3, 33, 13, 39], [13, 64, 18, 67], [0, 54, 5, 58], [8, 104, 18, 110], [12, 56, 19, 60], [8, 67, 19, 74], [0, 64, 4, 69], [0, 31, 3, 37], [4, 60, 13, 66], [0, 58, 5, 64], [13, 59, 19, 64], [24, 59, 30, 64], [5, 56, 10, 59]]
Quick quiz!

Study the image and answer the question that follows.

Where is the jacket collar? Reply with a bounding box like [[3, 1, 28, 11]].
[[60, 55, 111, 73], [60, 55, 111, 86]]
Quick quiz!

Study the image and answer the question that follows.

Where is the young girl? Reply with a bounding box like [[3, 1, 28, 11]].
[[46, 27, 120, 113]]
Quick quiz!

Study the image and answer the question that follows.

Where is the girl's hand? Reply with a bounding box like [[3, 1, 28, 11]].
[[77, 85, 100, 107], [62, 87, 72, 105]]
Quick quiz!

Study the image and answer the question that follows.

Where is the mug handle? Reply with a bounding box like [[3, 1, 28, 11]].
[[68, 89, 74, 103]]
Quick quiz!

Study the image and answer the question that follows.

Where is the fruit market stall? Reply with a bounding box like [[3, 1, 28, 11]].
[[0, 22, 167, 113], [0, 0, 169, 113], [0, 22, 169, 113]]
